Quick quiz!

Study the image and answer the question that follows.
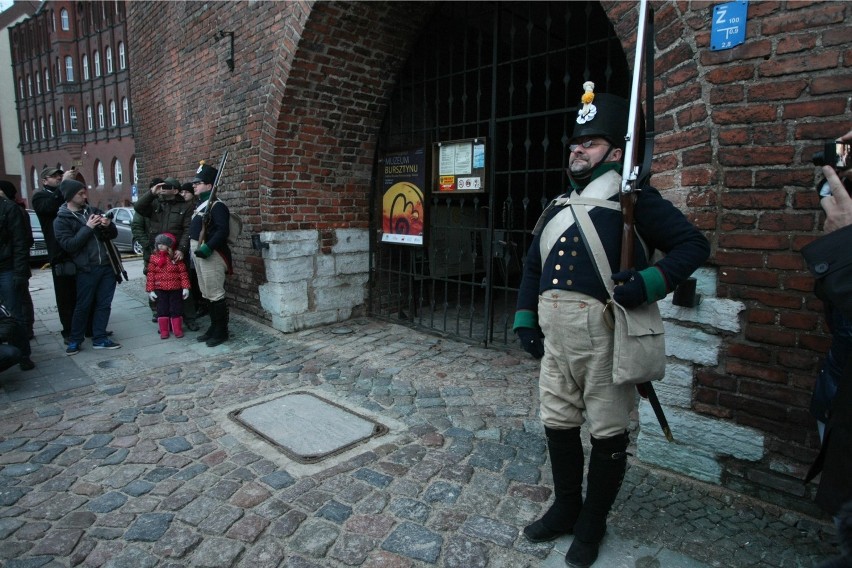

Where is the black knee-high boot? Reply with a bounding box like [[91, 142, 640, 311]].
[[566, 431, 629, 568], [565, 432, 630, 568], [205, 300, 229, 347], [524, 426, 584, 543]]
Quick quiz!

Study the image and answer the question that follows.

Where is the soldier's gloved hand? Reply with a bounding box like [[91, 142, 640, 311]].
[[194, 244, 212, 259], [516, 327, 544, 359], [182, 289, 190, 300], [612, 270, 647, 308], [148, 291, 157, 301]]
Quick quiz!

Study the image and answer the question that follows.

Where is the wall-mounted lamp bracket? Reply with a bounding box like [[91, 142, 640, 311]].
[[215, 30, 235, 72]]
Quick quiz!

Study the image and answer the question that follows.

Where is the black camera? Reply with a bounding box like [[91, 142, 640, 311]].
[[812, 141, 851, 171]]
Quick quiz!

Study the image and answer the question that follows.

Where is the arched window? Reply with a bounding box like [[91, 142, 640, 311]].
[[96, 161, 105, 186], [118, 41, 126, 69], [86, 106, 93, 130], [32, 169, 39, 191], [109, 100, 116, 126], [60, 8, 69, 30], [114, 160, 123, 184], [69, 107, 78, 131], [39, 117, 45, 139], [49, 115, 55, 138], [22, 121, 28, 142], [18, 78, 23, 99], [26, 74, 32, 96], [31, 120, 36, 140], [122, 98, 129, 124], [132, 158, 138, 184], [105, 46, 113, 73], [97, 103, 105, 128], [36, 73, 41, 94], [93, 51, 101, 77], [82, 54, 89, 80], [44, 69, 50, 92], [64, 56, 74, 82]]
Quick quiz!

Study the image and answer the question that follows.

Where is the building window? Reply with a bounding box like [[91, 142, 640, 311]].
[[114, 160, 123, 184], [82, 54, 89, 80], [109, 100, 117, 126], [93, 51, 101, 77], [33, 169, 39, 191], [64, 56, 74, 82], [27, 75, 32, 96], [97, 103, 105, 128], [44, 69, 50, 92], [86, 106, 93, 130], [18, 78, 23, 99], [49, 115, 55, 138], [69, 107, 78, 131], [122, 98, 129, 124], [60, 8, 69, 30], [31, 120, 36, 140], [96, 161, 105, 186], [36, 73, 41, 94], [118, 42, 126, 69], [60, 108, 66, 132], [132, 158, 137, 184], [106, 46, 113, 74], [22, 121, 28, 142], [40, 117, 45, 139]]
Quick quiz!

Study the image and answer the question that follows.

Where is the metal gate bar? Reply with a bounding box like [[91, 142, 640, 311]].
[[370, 1, 629, 348]]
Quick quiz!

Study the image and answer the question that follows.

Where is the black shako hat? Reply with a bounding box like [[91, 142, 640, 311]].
[[60, 179, 86, 202], [570, 87, 629, 150], [192, 163, 218, 185]]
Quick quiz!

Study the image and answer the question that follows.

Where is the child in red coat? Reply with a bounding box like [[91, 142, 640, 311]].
[[146, 232, 191, 338]]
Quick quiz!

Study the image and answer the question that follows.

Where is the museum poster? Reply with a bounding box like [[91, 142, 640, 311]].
[[381, 148, 426, 246]]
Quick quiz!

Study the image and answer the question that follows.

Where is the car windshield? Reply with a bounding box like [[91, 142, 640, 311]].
[[28, 211, 42, 231]]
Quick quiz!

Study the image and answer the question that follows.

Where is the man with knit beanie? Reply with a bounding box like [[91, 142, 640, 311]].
[[189, 161, 233, 347], [53, 180, 121, 355], [514, 85, 709, 567]]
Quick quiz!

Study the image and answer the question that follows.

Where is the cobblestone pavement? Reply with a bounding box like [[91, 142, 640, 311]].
[[0, 265, 841, 567]]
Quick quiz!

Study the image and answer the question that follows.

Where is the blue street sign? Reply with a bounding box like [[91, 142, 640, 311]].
[[711, 1, 748, 51]]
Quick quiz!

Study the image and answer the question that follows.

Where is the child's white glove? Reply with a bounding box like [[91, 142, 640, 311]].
[[148, 291, 157, 301], [182, 289, 190, 300]]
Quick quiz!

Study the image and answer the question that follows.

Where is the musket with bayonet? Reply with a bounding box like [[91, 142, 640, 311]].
[[198, 150, 229, 246], [619, 0, 673, 443]]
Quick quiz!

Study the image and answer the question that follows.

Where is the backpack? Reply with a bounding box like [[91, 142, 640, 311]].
[[211, 201, 243, 245]]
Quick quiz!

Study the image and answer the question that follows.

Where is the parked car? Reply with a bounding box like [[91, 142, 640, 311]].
[[103, 207, 144, 254], [27, 209, 49, 266]]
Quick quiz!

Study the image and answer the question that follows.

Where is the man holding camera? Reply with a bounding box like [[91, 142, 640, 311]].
[[53, 180, 121, 355]]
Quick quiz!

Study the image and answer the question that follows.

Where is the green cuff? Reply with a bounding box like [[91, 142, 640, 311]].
[[639, 267, 667, 303], [513, 310, 538, 332], [197, 243, 212, 258]]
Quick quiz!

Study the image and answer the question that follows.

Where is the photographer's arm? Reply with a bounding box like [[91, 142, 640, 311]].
[[820, 165, 852, 233]]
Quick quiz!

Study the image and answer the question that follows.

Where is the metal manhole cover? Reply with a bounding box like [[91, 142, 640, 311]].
[[230, 392, 388, 464]]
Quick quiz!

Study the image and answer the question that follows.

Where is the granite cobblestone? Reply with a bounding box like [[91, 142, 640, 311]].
[[0, 305, 842, 567]]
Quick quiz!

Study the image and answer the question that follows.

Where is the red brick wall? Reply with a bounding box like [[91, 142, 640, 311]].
[[129, 0, 434, 315], [130, 0, 850, 504], [602, 0, 850, 485]]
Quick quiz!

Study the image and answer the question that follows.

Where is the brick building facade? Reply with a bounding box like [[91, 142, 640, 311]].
[[10, 0, 135, 209], [128, 1, 851, 515]]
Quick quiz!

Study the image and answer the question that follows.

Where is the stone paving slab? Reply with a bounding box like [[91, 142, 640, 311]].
[[0, 262, 842, 567]]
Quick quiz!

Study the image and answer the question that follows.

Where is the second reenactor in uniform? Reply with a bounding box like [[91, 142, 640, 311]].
[[189, 162, 233, 347]]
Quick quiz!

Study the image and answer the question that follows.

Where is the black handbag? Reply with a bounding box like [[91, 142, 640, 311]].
[[801, 223, 852, 319], [52, 260, 77, 277]]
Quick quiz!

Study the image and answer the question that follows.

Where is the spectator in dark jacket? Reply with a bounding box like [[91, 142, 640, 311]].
[[0, 180, 35, 338], [0, 182, 29, 337], [0, 302, 33, 372], [32, 167, 80, 341], [53, 180, 121, 355]]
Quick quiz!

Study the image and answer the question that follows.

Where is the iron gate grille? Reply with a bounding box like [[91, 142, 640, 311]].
[[370, 1, 629, 348]]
